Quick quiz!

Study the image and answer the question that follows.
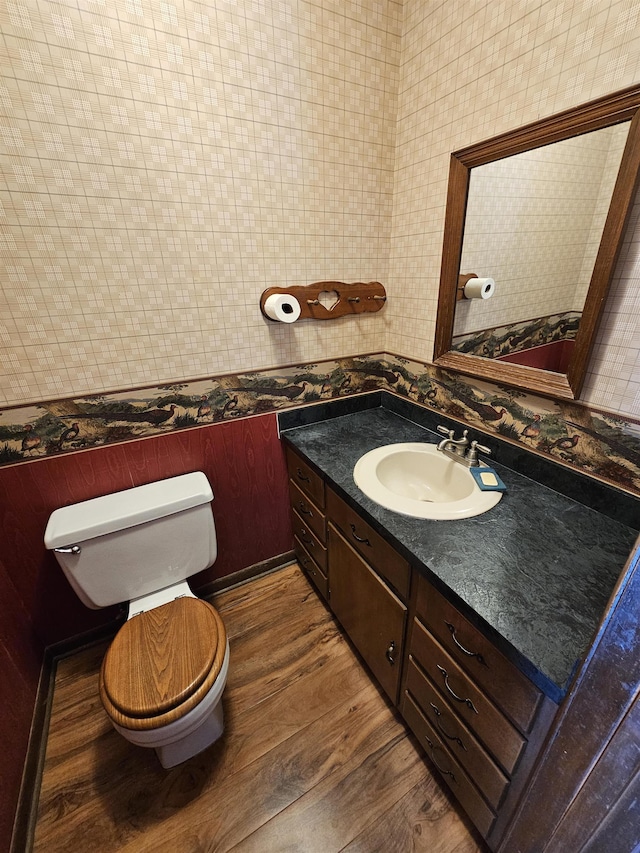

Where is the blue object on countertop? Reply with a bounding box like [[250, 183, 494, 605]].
[[471, 466, 507, 492]]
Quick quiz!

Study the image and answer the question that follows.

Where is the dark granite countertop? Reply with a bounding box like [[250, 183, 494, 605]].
[[281, 405, 639, 703]]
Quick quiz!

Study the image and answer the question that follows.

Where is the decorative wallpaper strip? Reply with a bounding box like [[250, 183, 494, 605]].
[[1, 353, 639, 496], [451, 311, 582, 359]]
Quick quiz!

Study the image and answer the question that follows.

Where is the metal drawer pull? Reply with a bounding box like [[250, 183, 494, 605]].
[[350, 523, 371, 546], [299, 530, 314, 547], [386, 640, 396, 665], [298, 502, 313, 516], [436, 665, 478, 714], [429, 702, 467, 750], [301, 557, 316, 576], [296, 468, 310, 482], [445, 621, 486, 665], [424, 735, 457, 783]]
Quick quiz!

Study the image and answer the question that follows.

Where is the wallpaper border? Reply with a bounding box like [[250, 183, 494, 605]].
[[1, 353, 638, 496]]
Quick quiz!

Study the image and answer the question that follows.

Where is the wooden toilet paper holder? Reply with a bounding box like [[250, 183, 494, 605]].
[[260, 281, 387, 321]]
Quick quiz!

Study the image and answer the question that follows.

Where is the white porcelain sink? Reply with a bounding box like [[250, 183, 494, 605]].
[[353, 443, 502, 520]]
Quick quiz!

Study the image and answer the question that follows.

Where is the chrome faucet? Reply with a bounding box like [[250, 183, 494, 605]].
[[437, 426, 469, 455], [436, 426, 491, 467]]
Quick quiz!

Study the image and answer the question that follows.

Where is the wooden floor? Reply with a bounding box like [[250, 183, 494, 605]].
[[32, 565, 486, 852]]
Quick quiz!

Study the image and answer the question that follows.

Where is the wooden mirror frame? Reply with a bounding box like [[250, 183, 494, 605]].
[[434, 85, 640, 400]]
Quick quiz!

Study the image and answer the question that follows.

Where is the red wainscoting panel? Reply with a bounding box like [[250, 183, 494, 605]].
[[0, 637, 40, 849], [0, 412, 292, 851], [497, 339, 575, 372], [0, 554, 43, 851], [0, 412, 292, 648]]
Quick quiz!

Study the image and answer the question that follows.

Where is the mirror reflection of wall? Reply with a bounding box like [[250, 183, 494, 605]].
[[451, 122, 629, 372]]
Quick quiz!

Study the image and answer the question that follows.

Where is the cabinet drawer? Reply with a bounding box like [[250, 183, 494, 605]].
[[292, 510, 327, 573], [402, 691, 495, 838], [294, 536, 328, 600], [410, 618, 526, 775], [289, 480, 326, 543], [405, 657, 509, 810], [327, 489, 410, 601], [416, 575, 541, 734], [286, 448, 325, 509], [329, 524, 406, 704]]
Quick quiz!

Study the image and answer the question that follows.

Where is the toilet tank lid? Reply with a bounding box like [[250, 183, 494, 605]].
[[44, 472, 213, 550]]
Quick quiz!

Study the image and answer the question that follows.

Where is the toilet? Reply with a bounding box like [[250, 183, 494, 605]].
[[44, 472, 229, 768]]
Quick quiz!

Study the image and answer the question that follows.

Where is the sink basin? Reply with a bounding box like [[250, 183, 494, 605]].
[[353, 443, 502, 520]]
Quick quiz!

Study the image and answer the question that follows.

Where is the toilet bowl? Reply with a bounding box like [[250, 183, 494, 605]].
[[44, 472, 229, 768], [99, 594, 229, 768]]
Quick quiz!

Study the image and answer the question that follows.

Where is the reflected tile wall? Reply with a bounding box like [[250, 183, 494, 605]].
[[456, 126, 626, 337]]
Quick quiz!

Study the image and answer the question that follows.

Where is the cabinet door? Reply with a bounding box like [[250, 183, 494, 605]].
[[329, 523, 406, 704]]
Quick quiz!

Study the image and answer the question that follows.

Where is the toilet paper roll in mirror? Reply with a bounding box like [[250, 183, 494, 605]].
[[263, 293, 302, 323], [464, 277, 495, 300]]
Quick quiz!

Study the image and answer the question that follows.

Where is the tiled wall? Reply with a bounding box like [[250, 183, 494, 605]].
[[455, 124, 626, 336], [1, 0, 639, 416], [387, 0, 640, 418], [0, 0, 400, 406]]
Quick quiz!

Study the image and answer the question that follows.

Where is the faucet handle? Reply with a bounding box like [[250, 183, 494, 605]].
[[437, 425, 454, 438], [472, 441, 490, 455], [466, 440, 491, 465]]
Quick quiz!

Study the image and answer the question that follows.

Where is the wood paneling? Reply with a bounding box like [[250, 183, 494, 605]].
[[0, 644, 37, 850], [0, 543, 43, 852], [32, 565, 485, 853]]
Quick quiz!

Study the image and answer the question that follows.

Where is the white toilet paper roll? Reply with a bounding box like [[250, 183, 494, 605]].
[[464, 277, 495, 300], [263, 293, 302, 323]]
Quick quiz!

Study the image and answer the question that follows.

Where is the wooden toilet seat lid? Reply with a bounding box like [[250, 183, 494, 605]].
[[100, 597, 224, 723]]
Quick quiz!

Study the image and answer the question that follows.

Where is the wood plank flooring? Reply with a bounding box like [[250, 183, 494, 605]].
[[32, 565, 486, 852]]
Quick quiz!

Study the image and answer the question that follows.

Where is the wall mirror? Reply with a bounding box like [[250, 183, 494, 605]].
[[434, 85, 640, 400]]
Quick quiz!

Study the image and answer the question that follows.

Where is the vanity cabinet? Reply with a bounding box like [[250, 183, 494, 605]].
[[286, 449, 328, 601], [284, 444, 557, 849], [401, 574, 557, 844], [286, 447, 409, 703]]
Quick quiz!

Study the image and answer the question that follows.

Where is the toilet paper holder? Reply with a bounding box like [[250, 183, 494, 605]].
[[260, 280, 387, 321], [457, 273, 495, 301]]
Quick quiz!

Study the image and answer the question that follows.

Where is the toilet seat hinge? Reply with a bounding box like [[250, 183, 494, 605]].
[[126, 581, 196, 620]]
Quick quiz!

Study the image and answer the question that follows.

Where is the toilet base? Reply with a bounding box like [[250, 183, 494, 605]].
[[156, 700, 225, 768], [109, 640, 230, 769]]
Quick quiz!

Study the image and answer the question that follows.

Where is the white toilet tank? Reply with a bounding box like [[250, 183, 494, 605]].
[[44, 472, 217, 609]]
